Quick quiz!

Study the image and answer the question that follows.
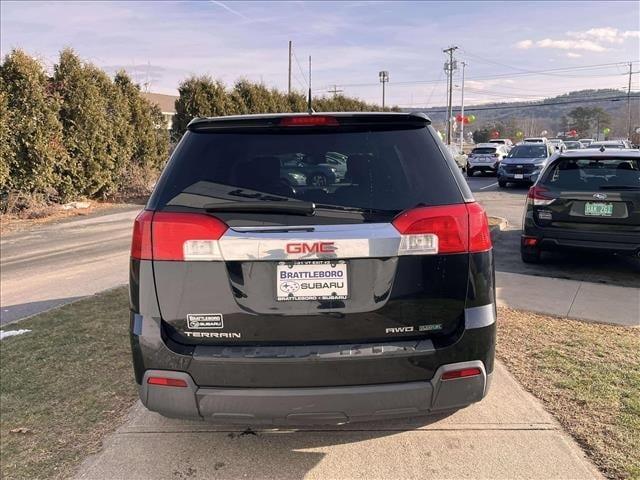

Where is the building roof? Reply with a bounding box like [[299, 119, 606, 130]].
[[140, 92, 178, 114]]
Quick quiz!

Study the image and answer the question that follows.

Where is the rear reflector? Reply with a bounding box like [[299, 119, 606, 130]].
[[280, 116, 339, 127], [130, 211, 228, 261], [441, 367, 482, 380], [522, 236, 538, 246], [147, 377, 188, 388], [392, 202, 491, 254]]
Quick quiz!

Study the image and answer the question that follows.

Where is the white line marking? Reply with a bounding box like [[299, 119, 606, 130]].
[[480, 182, 498, 190]]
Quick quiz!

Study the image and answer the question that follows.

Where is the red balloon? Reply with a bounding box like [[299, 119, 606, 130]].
[[455, 114, 464, 123], [491, 130, 500, 138], [463, 116, 470, 125]]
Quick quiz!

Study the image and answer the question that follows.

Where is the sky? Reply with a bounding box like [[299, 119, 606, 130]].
[[1, 0, 639, 107]]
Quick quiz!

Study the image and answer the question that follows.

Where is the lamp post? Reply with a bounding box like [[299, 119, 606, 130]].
[[379, 70, 389, 110]]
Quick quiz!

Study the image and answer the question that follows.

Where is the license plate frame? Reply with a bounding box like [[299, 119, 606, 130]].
[[514, 173, 524, 179], [584, 202, 613, 217], [276, 260, 348, 302]]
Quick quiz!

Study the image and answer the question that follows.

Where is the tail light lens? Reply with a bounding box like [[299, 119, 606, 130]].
[[131, 211, 228, 261], [392, 202, 491, 255], [527, 185, 555, 206]]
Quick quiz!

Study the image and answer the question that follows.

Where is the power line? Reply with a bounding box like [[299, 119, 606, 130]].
[[317, 61, 639, 90], [291, 48, 309, 87]]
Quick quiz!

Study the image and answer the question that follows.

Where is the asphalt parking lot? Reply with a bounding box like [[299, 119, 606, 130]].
[[467, 175, 640, 288]]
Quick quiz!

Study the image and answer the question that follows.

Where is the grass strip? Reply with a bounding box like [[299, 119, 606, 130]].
[[497, 307, 640, 480], [1, 287, 136, 480]]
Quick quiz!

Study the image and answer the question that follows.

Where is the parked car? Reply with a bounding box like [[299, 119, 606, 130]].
[[497, 142, 555, 187], [523, 137, 548, 144], [548, 139, 566, 152], [445, 144, 469, 171], [488, 138, 513, 149], [129, 112, 496, 424], [578, 138, 595, 147], [521, 149, 640, 263], [587, 141, 629, 150], [563, 141, 582, 150], [279, 153, 343, 187], [467, 143, 509, 177]]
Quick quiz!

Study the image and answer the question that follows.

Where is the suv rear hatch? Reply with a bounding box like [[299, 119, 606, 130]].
[[530, 156, 640, 237], [138, 114, 488, 346]]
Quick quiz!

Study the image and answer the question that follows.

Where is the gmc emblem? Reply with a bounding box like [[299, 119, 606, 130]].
[[286, 241, 336, 254]]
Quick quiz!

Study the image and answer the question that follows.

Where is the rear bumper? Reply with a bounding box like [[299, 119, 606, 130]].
[[140, 360, 491, 425], [130, 304, 496, 424], [522, 225, 640, 255]]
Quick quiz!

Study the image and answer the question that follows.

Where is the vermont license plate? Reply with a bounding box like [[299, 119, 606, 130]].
[[584, 202, 613, 216], [276, 261, 348, 301]]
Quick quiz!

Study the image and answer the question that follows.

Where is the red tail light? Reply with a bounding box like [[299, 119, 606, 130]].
[[147, 377, 188, 387], [131, 211, 228, 261], [441, 367, 482, 380], [131, 210, 154, 260], [527, 185, 554, 206], [392, 203, 491, 254], [280, 116, 339, 127]]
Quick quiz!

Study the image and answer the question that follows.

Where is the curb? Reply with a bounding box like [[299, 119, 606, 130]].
[[488, 216, 508, 236]]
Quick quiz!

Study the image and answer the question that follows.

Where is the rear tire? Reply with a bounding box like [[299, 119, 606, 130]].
[[521, 248, 541, 264], [498, 179, 507, 188]]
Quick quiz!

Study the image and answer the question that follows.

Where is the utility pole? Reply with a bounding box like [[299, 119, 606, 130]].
[[627, 61, 633, 139], [379, 71, 389, 109], [288, 41, 292, 95], [459, 61, 466, 151], [443, 46, 458, 145], [328, 85, 343, 97]]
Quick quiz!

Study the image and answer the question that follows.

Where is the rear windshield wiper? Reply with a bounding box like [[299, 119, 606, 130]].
[[599, 185, 640, 190], [314, 204, 402, 214], [204, 201, 315, 215]]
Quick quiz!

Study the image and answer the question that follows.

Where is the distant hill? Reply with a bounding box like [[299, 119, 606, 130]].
[[404, 89, 639, 137]]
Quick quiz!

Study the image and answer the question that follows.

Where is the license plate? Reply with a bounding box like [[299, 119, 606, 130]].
[[514, 173, 524, 179], [276, 261, 348, 301], [585, 202, 613, 216]]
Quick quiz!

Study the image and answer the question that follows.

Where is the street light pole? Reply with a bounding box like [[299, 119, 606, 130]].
[[459, 61, 466, 151], [379, 70, 389, 110]]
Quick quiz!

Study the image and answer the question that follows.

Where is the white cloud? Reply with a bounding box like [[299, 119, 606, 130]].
[[516, 39, 533, 49], [566, 52, 582, 58], [536, 38, 607, 52], [623, 30, 640, 39]]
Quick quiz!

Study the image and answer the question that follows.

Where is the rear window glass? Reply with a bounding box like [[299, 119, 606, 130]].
[[152, 126, 462, 213], [509, 145, 548, 158], [541, 158, 640, 190], [472, 148, 496, 154]]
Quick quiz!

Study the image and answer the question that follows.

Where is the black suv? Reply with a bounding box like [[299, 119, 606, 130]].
[[129, 113, 496, 424], [521, 149, 640, 263]]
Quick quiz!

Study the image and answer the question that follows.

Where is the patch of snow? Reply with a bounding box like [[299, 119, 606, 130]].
[[0, 329, 32, 340]]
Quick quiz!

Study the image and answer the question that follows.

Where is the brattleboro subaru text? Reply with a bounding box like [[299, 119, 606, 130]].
[[129, 112, 496, 425]]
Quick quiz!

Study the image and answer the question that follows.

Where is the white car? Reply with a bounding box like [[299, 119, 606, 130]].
[[488, 138, 514, 149], [548, 139, 566, 152], [523, 137, 548, 144], [467, 143, 510, 177], [578, 138, 595, 147]]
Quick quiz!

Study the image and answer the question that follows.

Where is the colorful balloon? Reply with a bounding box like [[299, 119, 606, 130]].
[[516, 131, 524, 137], [491, 130, 500, 139], [467, 114, 476, 123], [603, 127, 611, 134], [455, 114, 464, 123], [541, 130, 548, 136]]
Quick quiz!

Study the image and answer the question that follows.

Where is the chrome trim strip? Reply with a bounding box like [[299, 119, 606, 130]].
[[464, 304, 496, 329], [217, 223, 402, 261]]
